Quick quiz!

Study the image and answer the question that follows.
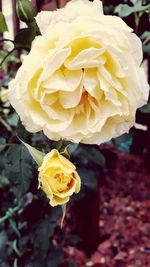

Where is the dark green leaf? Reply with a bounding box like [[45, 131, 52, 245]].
[[6, 144, 33, 194], [77, 167, 99, 190], [143, 44, 150, 55], [0, 153, 6, 170], [7, 113, 19, 127], [140, 103, 150, 113], [112, 133, 132, 152], [34, 219, 56, 253], [14, 27, 36, 50], [49, 206, 62, 222], [0, 175, 9, 188], [0, 12, 8, 32], [16, 119, 30, 141], [73, 145, 105, 168], [140, 31, 150, 40], [67, 234, 81, 246], [67, 143, 79, 155], [47, 249, 63, 267], [103, 5, 115, 15], [0, 231, 8, 251], [0, 138, 6, 152]]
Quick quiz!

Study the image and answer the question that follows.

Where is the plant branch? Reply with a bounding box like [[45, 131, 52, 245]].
[[0, 38, 14, 44], [143, 36, 150, 45], [0, 116, 13, 132], [0, 48, 16, 67], [0, 206, 19, 224]]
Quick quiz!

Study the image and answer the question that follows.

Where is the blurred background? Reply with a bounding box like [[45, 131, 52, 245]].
[[0, 0, 150, 267]]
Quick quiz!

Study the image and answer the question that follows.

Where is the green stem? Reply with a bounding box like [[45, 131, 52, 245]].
[[0, 116, 13, 132], [10, 240, 21, 257], [13, 259, 18, 267], [0, 38, 14, 44], [143, 36, 150, 45], [61, 204, 66, 229], [9, 219, 21, 237], [0, 206, 19, 224], [134, 12, 143, 34], [0, 48, 15, 66], [56, 140, 63, 151], [0, 143, 14, 147]]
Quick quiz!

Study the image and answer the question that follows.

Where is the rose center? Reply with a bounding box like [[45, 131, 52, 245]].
[[54, 172, 66, 183]]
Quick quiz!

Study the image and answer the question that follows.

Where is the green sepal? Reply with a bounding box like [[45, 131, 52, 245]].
[[60, 204, 67, 229], [19, 138, 45, 166], [16, 0, 37, 24]]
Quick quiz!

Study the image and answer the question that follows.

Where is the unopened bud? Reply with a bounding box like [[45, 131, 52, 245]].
[[16, 0, 37, 24]]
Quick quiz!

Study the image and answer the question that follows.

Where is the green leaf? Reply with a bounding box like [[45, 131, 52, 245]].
[[19, 139, 45, 166], [7, 113, 19, 127], [49, 206, 62, 222], [67, 234, 81, 246], [89, 147, 106, 167], [67, 143, 79, 155], [0, 175, 9, 188], [6, 144, 33, 194], [115, 2, 150, 17], [14, 27, 36, 50], [0, 12, 8, 32], [143, 44, 150, 55], [140, 103, 150, 113], [0, 231, 8, 251], [47, 249, 63, 267], [140, 31, 150, 40], [16, 119, 30, 141], [77, 167, 99, 190], [73, 145, 105, 168], [34, 219, 56, 253], [112, 133, 132, 152], [0, 152, 7, 170], [0, 137, 6, 152]]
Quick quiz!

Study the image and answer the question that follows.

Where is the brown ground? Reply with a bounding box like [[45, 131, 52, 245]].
[[63, 149, 150, 267]]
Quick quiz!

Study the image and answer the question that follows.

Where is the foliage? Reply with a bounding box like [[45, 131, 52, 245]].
[[0, 12, 8, 32], [140, 103, 150, 113], [115, 0, 150, 18], [0, 0, 149, 266]]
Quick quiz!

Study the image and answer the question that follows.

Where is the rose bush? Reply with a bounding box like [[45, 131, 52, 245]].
[[38, 149, 81, 206], [8, 0, 149, 144]]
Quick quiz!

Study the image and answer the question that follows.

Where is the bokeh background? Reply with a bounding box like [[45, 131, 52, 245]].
[[0, 1, 150, 266]]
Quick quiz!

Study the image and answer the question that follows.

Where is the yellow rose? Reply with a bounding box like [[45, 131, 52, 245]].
[[38, 149, 81, 206], [8, 0, 149, 144]]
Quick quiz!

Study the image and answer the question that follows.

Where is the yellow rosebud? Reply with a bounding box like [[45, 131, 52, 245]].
[[38, 149, 81, 207]]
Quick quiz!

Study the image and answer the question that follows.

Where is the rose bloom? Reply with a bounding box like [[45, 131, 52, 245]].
[[8, 0, 149, 144], [38, 149, 81, 206]]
